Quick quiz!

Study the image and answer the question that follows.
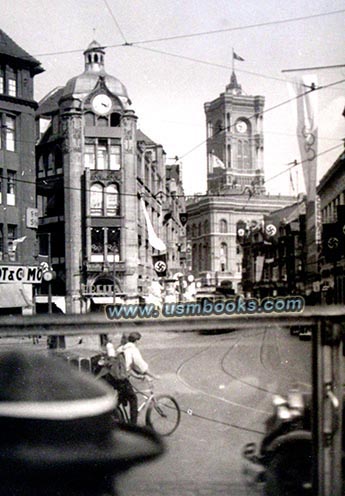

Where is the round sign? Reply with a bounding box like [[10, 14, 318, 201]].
[[43, 270, 54, 282], [237, 228, 245, 237], [154, 260, 167, 274], [265, 224, 277, 237], [328, 237, 339, 250]]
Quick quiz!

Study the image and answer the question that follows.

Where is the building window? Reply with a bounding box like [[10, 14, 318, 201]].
[[84, 112, 95, 126], [7, 225, 17, 261], [7, 171, 16, 206], [8, 77, 17, 97], [91, 227, 121, 263], [220, 219, 227, 233], [97, 141, 107, 169], [0, 69, 3, 94], [91, 228, 104, 261], [110, 145, 121, 170], [0, 169, 2, 204], [85, 144, 95, 168], [237, 139, 250, 169], [90, 183, 103, 216], [85, 139, 121, 170], [107, 228, 120, 262], [105, 183, 119, 215], [5, 115, 15, 151], [90, 183, 120, 216], [110, 113, 121, 127], [220, 242, 228, 272], [0, 224, 3, 260]]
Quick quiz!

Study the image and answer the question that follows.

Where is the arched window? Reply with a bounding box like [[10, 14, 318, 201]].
[[220, 219, 227, 233], [198, 223, 202, 236], [192, 224, 197, 238], [97, 116, 108, 127], [105, 183, 119, 216], [215, 120, 222, 135], [199, 243, 203, 271], [220, 242, 228, 272], [84, 112, 95, 126], [204, 219, 209, 234], [192, 243, 197, 272], [110, 113, 121, 127], [243, 140, 250, 168], [90, 183, 103, 216], [237, 140, 250, 169], [237, 140, 243, 169]]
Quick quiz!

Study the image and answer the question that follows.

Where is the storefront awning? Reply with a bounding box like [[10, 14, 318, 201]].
[[0, 283, 33, 308]]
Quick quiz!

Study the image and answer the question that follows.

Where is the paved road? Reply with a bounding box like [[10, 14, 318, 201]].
[[115, 326, 311, 496], [1, 326, 311, 495]]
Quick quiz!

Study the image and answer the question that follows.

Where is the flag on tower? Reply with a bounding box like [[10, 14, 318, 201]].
[[233, 51, 244, 61]]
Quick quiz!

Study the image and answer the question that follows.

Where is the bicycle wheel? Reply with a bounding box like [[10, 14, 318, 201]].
[[111, 406, 126, 424], [145, 395, 181, 436]]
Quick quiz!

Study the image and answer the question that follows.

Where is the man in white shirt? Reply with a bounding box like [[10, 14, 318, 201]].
[[117, 331, 158, 424]]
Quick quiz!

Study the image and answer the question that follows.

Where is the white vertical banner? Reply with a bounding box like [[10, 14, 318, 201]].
[[140, 198, 166, 252], [292, 75, 318, 201]]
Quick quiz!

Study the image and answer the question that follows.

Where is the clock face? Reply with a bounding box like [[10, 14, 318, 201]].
[[92, 94, 112, 115], [236, 120, 248, 133]]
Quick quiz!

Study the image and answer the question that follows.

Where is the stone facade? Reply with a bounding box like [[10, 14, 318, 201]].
[[36, 41, 185, 313], [0, 29, 43, 314], [187, 72, 295, 293]]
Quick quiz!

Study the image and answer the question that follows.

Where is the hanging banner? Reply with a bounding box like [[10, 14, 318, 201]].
[[152, 254, 167, 277], [292, 75, 318, 201], [140, 198, 166, 252]]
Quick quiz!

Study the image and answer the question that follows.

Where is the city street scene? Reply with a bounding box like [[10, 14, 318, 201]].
[[0, 1, 344, 495]]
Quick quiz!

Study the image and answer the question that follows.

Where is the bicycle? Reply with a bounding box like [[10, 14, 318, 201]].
[[115, 375, 181, 436]]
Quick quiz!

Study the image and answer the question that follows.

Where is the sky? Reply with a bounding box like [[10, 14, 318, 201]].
[[2, 0, 345, 196]]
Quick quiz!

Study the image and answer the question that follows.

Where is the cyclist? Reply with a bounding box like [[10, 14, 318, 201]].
[[117, 331, 159, 424]]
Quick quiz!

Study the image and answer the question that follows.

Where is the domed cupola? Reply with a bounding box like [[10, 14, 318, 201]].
[[61, 40, 131, 107], [84, 40, 106, 73]]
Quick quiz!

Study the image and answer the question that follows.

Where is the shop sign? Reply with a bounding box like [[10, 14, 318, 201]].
[[81, 283, 114, 296], [0, 265, 43, 283], [26, 208, 39, 229]]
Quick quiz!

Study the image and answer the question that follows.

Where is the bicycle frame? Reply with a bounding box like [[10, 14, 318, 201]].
[[118, 380, 154, 422]]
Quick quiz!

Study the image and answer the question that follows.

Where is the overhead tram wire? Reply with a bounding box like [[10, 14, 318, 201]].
[[130, 45, 287, 84], [102, 0, 129, 45], [126, 9, 345, 45], [6, 142, 343, 200], [34, 8, 345, 57]]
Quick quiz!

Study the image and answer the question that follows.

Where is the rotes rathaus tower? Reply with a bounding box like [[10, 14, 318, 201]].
[[204, 71, 265, 195]]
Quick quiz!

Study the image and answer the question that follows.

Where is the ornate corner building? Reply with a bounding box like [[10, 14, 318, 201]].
[[36, 41, 186, 313], [187, 71, 295, 293]]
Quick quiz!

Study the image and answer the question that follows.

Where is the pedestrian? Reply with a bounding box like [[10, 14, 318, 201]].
[[0, 349, 164, 496]]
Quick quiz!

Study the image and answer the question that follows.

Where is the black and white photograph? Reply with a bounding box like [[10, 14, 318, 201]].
[[0, 1, 344, 495]]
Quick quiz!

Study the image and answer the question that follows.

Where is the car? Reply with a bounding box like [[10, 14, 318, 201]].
[[298, 326, 313, 341]]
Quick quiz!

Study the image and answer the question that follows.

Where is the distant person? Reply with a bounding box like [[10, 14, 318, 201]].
[[0, 349, 164, 496]]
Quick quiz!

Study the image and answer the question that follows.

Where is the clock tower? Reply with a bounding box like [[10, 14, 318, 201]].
[[205, 71, 265, 195]]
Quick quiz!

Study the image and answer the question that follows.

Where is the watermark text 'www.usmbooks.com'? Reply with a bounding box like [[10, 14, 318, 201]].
[[105, 296, 305, 320]]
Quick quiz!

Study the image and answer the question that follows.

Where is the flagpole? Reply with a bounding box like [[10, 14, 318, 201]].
[[47, 233, 52, 314], [232, 47, 234, 72]]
